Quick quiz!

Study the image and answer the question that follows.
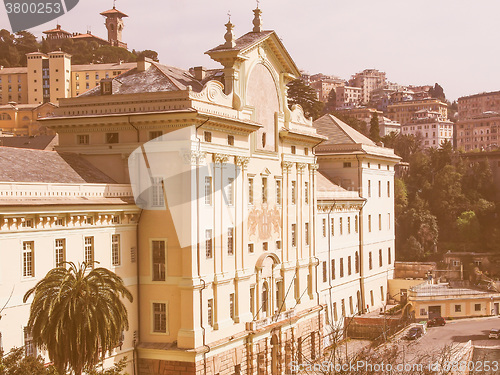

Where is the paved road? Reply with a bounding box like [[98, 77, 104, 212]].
[[394, 316, 500, 363]]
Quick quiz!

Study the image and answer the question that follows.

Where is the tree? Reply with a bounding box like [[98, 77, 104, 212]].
[[332, 111, 368, 135], [287, 79, 324, 120], [136, 49, 159, 62], [23, 262, 133, 375], [324, 87, 337, 113], [429, 83, 446, 102], [369, 112, 381, 143]]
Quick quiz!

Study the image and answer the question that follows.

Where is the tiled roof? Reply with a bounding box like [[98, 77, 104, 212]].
[[0, 67, 27, 74], [207, 30, 274, 53], [0, 147, 116, 183], [313, 114, 376, 147], [71, 33, 109, 45], [79, 62, 204, 97], [100, 8, 128, 17], [0, 135, 58, 150], [71, 62, 136, 72]]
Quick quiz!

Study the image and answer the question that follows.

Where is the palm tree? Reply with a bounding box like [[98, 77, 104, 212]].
[[23, 262, 133, 375]]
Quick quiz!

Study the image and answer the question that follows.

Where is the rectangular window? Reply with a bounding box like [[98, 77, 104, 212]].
[[204, 177, 212, 205], [276, 180, 282, 205], [455, 305, 461, 313], [85, 215, 94, 225], [248, 178, 254, 205], [331, 218, 334, 236], [341, 299, 345, 317], [226, 178, 234, 205], [230, 293, 235, 320], [276, 240, 281, 250], [23, 241, 34, 277], [379, 249, 383, 267], [388, 247, 392, 264], [304, 182, 309, 204], [322, 218, 326, 237], [340, 258, 344, 277], [339, 217, 343, 235], [105, 132, 119, 144], [322, 261, 327, 282], [333, 302, 338, 321], [153, 303, 167, 333], [379, 214, 382, 230], [112, 234, 121, 266], [227, 227, 234, 255], [152, 240, 166, 281], [349, 296, 353, 315], [343, 162, 351, 168], [291, 181, 296, 204], [291, 224, 296, 247], [474, 303, 481, 312], [21, 218, 33, 228], [380, 286, 385, 301], [227, 135, 234, 145], [208, 299, 214, 327], [84, 237, 94, 268], [250, 287, 255, 316], [55, 239, 65, 266], [368, 180, 371, 197], [262, 242, 268, 251], [204, 131, 212, 142], [388, 213, 391, 230], [368, 215, 372, 232], [348, 217, 351, 234], [77, 134, 89, 145], [370, 290, 374, 306], [387, 181, 391, 197], [152, 177, 164, 207], [248, 243, 254, 253], [291, 145, 296, 154], [348, 256, 352, 276], [369, 252, 373, 270], [24, 328, 36, 357], [205, 229, 213, 258], [305, 222, 309, 245], [378, 180, 381, 197], [331, 259, 335, 280], [262, 177, 267, 204], [355, 215, 358, 233]]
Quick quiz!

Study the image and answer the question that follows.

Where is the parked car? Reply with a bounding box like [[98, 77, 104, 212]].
[[428, 317, 446, 327], [405, 326, 424, 340], [489, 329, 500, 339]]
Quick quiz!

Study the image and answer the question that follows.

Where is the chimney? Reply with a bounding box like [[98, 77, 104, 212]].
[[137, 56, 153, 72], [193, 66, 206, 81]]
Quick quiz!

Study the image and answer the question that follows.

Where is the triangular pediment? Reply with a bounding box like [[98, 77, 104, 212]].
[[206, 30, 300, 78]]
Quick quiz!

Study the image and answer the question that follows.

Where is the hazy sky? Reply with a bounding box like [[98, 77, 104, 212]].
[[2, 0, 499, 101]]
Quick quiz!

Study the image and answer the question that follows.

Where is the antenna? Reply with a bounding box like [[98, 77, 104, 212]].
[[227, 10, 231, 22], [113, 0, 116, 8], [256, 0, 260, 9]]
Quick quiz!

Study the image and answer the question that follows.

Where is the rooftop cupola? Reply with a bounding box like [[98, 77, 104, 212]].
[[224, 13, 236, 48]]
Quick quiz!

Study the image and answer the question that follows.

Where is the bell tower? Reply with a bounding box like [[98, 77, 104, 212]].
[[100, 2, 128, 49]]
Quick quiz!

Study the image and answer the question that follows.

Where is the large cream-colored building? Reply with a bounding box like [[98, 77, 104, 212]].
[[0, 102, 57, 136], [387, 98, 448, 125], [401, 110, 454, 148], [1, 8, 400, 375]]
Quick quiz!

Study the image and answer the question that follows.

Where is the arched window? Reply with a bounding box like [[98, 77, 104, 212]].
[[0, 113, 12, 120], [22, 116, 30, 121]]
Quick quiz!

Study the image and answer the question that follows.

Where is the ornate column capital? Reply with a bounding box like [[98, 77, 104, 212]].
[[309, 163, 319, 172], [182, 150, 207, 165], [281, 161, 294, 172], [296, 163, 307, 173], [235, 156, 250, 170], [213, 153, 230, 164]]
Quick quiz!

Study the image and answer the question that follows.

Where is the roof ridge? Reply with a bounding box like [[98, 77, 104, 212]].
[[151, 62, 184, 91]]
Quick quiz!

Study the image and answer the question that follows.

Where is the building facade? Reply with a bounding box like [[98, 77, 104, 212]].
[[335, 86, 362, 109], [401, 110, 454, 149], [386, 98, 448, 126], [1, 8, 400, 375], [349, 69, 386, 105]]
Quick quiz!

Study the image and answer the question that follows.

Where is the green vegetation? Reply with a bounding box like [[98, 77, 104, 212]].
[[287, 79, 324, 120], [0, 29, 158, 67], [23, 262, 133, 375], [331, 111, 368, 136], [369, 112, 381, 143], [390, 139, 500, 261]]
